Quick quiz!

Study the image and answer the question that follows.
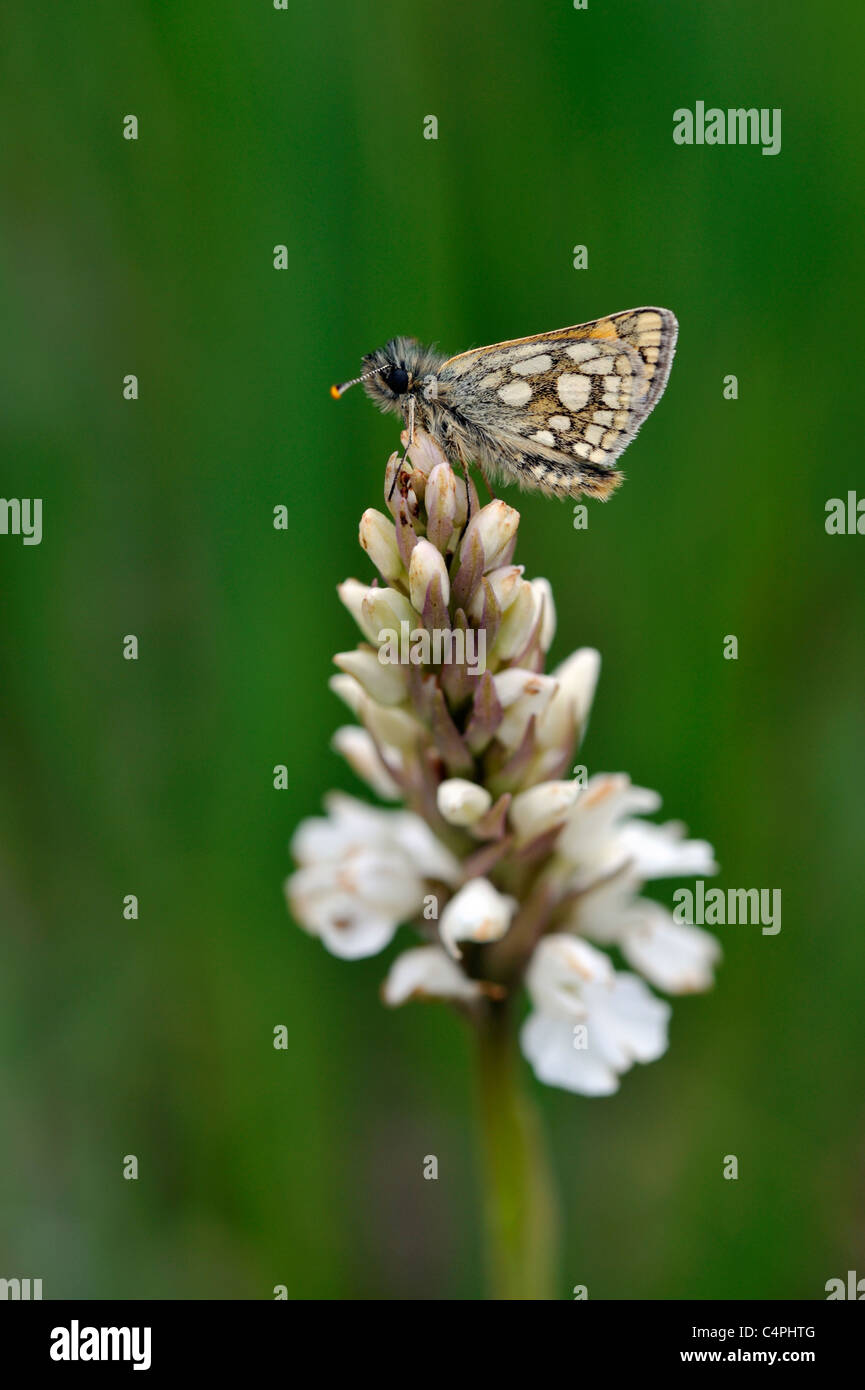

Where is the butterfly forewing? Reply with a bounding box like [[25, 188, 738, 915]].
[[609, 308, 678, 409], [438, 308, 677, 472]]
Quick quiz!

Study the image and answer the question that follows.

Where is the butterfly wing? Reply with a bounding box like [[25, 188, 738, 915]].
[[438, 308, 677, 478]]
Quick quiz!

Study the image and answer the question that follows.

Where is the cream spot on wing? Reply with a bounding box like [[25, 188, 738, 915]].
[[589, 448, 607, 463], [572, 441, 591, 459], [565, 341, 598, 364], [557, 374, 591, 410], [498, 379, 532, 406], [602, 430, 620, 449], [584, 424, 604, 445], [512, 354, 553, 375], [548, 415, 571, 431], [479, 370, 505, 389], [603, 391, 621, 409], [614, 410, 628, 427], [446, 356, 475, 376], [615, 356, 633, 375], [593, 410, 614, 425], [532, 429, 556, 446], [580, 357, 614, 375], [513, 341, 550, 359]]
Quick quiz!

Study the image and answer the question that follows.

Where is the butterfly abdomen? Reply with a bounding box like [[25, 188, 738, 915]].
[[493, 442, 623, 501]]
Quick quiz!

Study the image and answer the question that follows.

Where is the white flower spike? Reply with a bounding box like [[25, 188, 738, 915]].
[[286, 447, 719, 1099]]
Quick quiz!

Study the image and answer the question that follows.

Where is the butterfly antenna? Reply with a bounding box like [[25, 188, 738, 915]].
[[330, 368, 378, 400]]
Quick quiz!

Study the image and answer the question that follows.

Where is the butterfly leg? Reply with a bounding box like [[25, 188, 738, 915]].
[[461, 460, 472, 520], [387, 396, 416, 502], [477, 464, 497, 501]]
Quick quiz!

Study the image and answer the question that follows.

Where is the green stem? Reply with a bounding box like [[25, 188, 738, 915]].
[[474, 997, 559, 1300]]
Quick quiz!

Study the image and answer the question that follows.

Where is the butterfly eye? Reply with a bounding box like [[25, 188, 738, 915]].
[[386, 367, 409, 394]]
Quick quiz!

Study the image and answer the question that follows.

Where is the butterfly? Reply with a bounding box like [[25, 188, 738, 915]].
[[331, 308, 678, 502]]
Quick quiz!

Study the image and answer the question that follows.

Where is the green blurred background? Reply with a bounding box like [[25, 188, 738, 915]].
[[1, 0, 863, 1300]]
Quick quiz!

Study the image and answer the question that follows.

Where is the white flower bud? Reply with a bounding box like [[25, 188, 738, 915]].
[[337, 579, 380, 643], [510, 780, 580, 840], [531, 577, 556, 652], [328, 672, 365, 717], [492, 580, 537, 661], [436, 778, 493, 827], [466, 565, 524, 624], [359, 509, 404, 584], [425, 463, 459, 551], [362, 586, 418, 638], [491, 670, 558, 749], [334, 648, 407, 705], [440, 877, 518, 958], [360, 695, 427, 752], [332, 726, 401, 799], [487, 565, 525, 612], [537, 647, 601, 749], [463, 500, 520, 572], [406, 429, 448, 480], [409, 538, 450, 612]]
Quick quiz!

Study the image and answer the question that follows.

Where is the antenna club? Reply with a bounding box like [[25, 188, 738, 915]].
[[330, 384, 342, 400]]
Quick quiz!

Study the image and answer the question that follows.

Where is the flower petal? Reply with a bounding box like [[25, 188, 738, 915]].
[[520, 1012, 621, 1095], [521, 934, 670, 1094], [555, 774, 662, 874], [286, 874, 398, 959], [287, 793, 461, 959], [382, 946, 484, 1005], [616, 819, 718, 879], [621, 911, 721, 994], [581, 972, 670, 1069]]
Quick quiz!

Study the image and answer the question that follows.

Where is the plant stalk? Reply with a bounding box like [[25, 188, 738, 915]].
[[474, 997, 559, 1300]]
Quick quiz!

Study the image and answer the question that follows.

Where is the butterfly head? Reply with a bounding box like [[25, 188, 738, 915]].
[[331, 337, 446, 415]]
